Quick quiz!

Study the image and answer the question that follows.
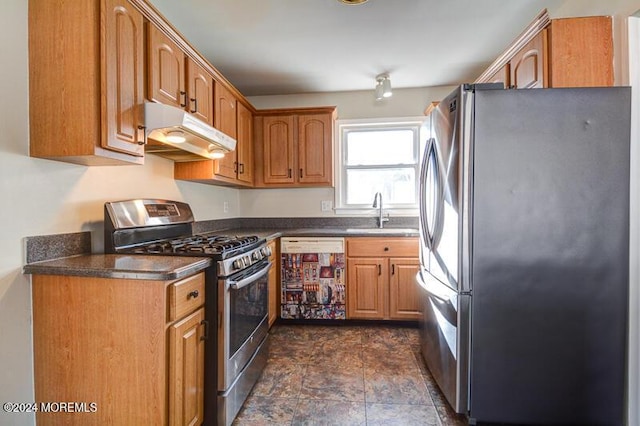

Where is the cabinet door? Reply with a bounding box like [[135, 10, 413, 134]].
[[389, 258, 421, 320], [267, 240, 278, 327], [187, 58, 214, 126], [214, 82, 238, 179], [297, 114, 333, 185], [263, 115, 295, 184], [347, 257, 386, 319], [170, 308, 205, 426], [487, 63, 510, 89], [510, 29, 546, 89], [236, 102, 254, 184], [102, 0, 145, 156], [147, 23, 186, 108]]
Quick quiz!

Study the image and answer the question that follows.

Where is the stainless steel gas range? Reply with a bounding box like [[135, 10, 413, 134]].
[[104, 199, 270, 426]]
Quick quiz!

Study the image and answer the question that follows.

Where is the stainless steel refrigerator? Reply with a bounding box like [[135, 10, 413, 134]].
[[417, 84, 630, 425]]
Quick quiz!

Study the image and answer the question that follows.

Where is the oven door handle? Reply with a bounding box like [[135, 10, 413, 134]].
[[228, 261, 271, 290]]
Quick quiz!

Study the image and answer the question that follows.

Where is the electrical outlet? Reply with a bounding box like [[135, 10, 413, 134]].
[[223, 201, 229, 213], [321, 200, 332, 212]]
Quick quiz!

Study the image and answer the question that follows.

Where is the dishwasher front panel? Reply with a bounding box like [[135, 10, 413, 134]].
[[281, 238, 346, 320]]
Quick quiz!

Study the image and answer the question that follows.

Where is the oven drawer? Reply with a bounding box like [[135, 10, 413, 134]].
[[168, 272, 205, 321]]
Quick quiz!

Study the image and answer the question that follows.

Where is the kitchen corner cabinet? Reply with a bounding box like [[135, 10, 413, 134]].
[[346, 237, 421, 321], [32, 273, 206, 425], [477, 14, 613, 88], [29, 0, 145, 165], [267, 239, 279, 327], [254, 107, 337, 187]]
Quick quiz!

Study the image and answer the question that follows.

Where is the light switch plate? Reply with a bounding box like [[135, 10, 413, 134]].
[[321, 200, 332, 211]]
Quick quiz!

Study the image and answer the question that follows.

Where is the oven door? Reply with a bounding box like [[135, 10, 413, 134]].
[[218, 259, 271, 391]]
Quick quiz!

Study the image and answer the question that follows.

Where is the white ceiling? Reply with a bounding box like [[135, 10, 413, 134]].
[[148, 0, 567, 96]]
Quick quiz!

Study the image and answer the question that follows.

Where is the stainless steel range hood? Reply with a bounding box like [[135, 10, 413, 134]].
[[143, 102, 236, 162]]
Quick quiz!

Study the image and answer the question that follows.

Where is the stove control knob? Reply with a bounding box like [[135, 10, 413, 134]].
[[263, 246, 272, 257], [244, 255, 251, 265], [252, 251, 261, 260], [233, 259, 244, 270]]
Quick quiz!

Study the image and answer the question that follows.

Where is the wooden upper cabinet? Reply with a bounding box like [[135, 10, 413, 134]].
[[236, 102, 254, 185], [147, 23, 186, 108], [214, 82, 239, 179], [477, 13, 613, 89], [263, 115, 296, 184], [187, 59, 214, 126], [29, 0, 144, 165], [102, 0, 146, 156], [256, 107, 336, 187], [298, 114, 332, 185], [487, 64, 510, 89], [548, 16, 613, 87], [510, 29, 546, 89]]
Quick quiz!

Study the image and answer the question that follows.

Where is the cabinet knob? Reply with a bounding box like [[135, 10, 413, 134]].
[[384, 247, 389, 252], [188, 290, 199, 299]]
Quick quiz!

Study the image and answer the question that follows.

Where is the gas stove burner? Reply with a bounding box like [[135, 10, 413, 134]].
[[127, 233, 262, 257]]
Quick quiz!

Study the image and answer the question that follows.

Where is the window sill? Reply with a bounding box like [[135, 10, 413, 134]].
[[333, 207, 419, 216]]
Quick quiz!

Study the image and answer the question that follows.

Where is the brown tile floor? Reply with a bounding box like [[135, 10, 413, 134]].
[[233, 324, 467, 426]]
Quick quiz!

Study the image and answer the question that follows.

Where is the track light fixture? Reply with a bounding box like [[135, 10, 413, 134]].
[[375, 74, 392, 100]]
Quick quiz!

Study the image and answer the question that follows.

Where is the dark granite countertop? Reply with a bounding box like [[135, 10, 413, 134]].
[[23, 254, 212, 281], [224, 228, 419, 241]]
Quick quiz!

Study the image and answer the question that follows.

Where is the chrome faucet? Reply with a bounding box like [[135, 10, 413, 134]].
[[372, 192, 390, 229]]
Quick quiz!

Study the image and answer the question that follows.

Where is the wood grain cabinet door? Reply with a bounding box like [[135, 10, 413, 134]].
[[187, 58, 214, 126], [170, 308, 205, 426], [297, 114, 332, 185], [389, 258, 421, 320], [147, 23, 186, 108], [214, 82, 239, 179], [236, 102, 254, 184], [102, 0, 145, 156], [510, 29, 547, 89], [347, 257, 387, 319], [263, 115, 295, 184]]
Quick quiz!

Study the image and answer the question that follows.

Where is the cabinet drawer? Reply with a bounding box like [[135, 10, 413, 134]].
[[347, 237, 418, 257], [168, 273, 205, 321]]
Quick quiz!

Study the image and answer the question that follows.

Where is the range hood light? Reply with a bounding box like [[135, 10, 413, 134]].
[[209, 146, 225, 159], [165, 130, 186, 143], [143, 102, 237, 162]]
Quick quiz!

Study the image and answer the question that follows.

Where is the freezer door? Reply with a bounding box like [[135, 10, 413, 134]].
[[417, 269, 469, 414]]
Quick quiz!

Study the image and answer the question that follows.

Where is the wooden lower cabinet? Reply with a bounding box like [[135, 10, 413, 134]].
[[267, 239, 279, 327], [31, 272, 206, 425], [346, 238, 421, 321]]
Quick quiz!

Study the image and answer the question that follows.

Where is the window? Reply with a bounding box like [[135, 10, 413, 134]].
[[335, 117, 427, 213]]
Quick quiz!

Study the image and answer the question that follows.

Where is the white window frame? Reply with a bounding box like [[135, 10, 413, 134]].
[[334, 116, 428, 215]]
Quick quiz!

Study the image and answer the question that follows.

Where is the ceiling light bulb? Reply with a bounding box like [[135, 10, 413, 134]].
[[166, 130, 186, 143], [375, 74, 392, 101], [375, 81, 384, 100]]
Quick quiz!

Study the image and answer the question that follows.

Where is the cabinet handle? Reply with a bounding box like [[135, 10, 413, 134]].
[[188, 290, 199, 299], [299, 168, 303, 178], [378, 264, 382, 276], [190, 97, 198, 113], [391, 264, 395, 275], [180, 91, 187, 107], [239, 163, 244, 174], [234, 161, 238, 173], [288, 168, 292, 178], [137, 125, 147, 145], [200, 320, 209, 341]]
